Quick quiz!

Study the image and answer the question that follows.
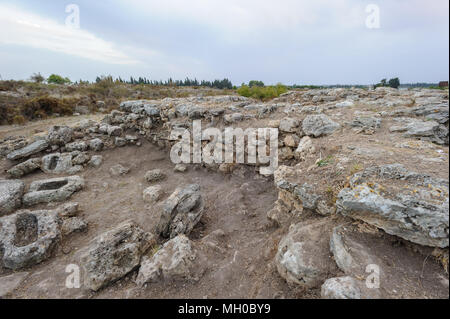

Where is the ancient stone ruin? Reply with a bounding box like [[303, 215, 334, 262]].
[[0, 87, 448, 299]]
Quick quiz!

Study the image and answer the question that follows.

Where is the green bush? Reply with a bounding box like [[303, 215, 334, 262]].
[[248, 80, 265, 88], [47, 74, 71, 85], [237, 84, 287, 100]]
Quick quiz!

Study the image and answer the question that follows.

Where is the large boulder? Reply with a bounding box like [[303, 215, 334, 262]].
[[275, 218, 337, 288], [0, 180, 25, 216], [156, 184, 204, 238], [7, 140, 49, 161], [80, 220, 154, 291], [302, 114, 340, 137], [0, 210, 60, 270], [136, 235, 205, 286], [336, 164, 449, 248], [23, 176, 84, 206]]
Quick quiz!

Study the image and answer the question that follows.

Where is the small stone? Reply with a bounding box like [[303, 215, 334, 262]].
[[174, 164, 187, 173], [89, 138, 104, 152], [143, 185, 162, 204], [321, 277, 361, 299], [88, 155, 103, 168], [145, 169, 166, 183], [109, 164, 130, 176]]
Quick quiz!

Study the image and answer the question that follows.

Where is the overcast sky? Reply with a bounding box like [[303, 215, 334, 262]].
[[0, 0, 448, 85]]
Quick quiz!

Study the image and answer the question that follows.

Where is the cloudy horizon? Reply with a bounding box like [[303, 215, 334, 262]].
[[0, 0, 448, 85]]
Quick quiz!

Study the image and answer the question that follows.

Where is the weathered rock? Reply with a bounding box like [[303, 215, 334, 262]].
[[65, 141, 88, 152], [41, 153, 82, 174], [145, 169, 166, 183], [80, 220, 154, 291], [0, 180, 25, 216], [61, 217, 88, 236], [23, 176, 84, 206], [0, 210, 60, 270], [293, 183, 320, 210], [284, 134, 300, 148], [114, 137, 127, 147], [71, 152, 90, 165], [294, 136, 316, 161], [336, 100, 355, 108], [88, 138, 104, 152], [351, 117, 381, 134], [174, 164, 188, 173], [279, 147, 294, 160], [157, 184, 204, 238], [279, 118, 300, 133], [109, 164, 130, 176], [321, 276, 361, 299], [55, 202, 79, 218], [143, 185, 162, 204], [46, 126, 73, 146], [88, 155, 103, 168], [302, 114, 340, 137], [107, 125, 123, 137], [136, 235, 204, 286], [337, 164, 449, 248], [224, 113, 244, 124], [7, 158, 41, 178], [276, 218, 337, 288], [390, 118, 448, 145], [7, 140, 49, 161]]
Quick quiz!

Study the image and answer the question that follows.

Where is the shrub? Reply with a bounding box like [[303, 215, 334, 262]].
[[12, 115, 26, 125], [237, 84, 287, 100], [248, 80, 265, 88], [47, 74, 71, 85], [388, 78, 400, 89], [30, 73, 45, 83], [21, 95, 75, 119]]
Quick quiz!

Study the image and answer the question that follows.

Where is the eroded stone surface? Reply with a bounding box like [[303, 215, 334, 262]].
[[157, 184, 204, 238], [0, 210, 60, 270], [0, 180, 25, 216], [337, 164, 449, 248], [136, 235, 204, 286], [80, 220, 154, 291], [23, 176, 84, 206]]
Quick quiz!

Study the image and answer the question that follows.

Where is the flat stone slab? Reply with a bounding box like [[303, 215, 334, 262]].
[[7, 158, 41, 178], [337, 164, 449, 248], [7, 140, 49, 161]]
